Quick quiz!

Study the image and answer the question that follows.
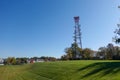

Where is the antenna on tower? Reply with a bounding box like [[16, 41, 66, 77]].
[[73, 16, 82, 59]]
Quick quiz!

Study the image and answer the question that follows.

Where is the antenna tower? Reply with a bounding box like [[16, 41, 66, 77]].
[[73, 16, 82, 58]]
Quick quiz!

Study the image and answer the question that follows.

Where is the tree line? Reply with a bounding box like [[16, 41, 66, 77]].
[[61, 43, 120, 60], [3, 56, 57, 65]]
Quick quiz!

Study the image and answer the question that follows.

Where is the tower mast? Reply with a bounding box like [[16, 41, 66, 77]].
[[73, 16, 82, 58]]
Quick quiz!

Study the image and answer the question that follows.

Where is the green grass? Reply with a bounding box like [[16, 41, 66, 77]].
[[0, 60, 120, 80]]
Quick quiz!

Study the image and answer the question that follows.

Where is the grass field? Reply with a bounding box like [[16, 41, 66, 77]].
[[0, 60, 120, 80]]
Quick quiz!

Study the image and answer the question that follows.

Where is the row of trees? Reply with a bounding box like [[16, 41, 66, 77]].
[[61, 43, 120, 60], [61, 43, 93, 60], [4, 57, 28, 65], [3, 56, 57, 65], [97, 43, 120, 60], [31, 56, 56, 61]]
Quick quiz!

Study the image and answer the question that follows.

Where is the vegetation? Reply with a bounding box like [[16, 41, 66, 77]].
[[62, 43, 120, 60], [4, 57, 28, 65], [113, 24, 120, 43], [3, 56, 57, 65], [0, 60, 120, 80]]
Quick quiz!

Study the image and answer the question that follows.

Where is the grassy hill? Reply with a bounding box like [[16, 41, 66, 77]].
[[0, 60, 120, 80]]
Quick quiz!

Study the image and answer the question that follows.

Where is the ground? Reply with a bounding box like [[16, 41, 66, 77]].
[[0, 60, 120, 80]]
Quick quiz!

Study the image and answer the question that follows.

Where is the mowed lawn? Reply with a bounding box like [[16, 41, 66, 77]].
[[0, 60, 120, 80]]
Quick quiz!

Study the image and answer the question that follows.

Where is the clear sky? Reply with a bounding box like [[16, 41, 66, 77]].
[[0, 0, 120, 58]]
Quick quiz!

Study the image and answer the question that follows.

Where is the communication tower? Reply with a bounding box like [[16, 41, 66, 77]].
[[73, 16, 82, 58]]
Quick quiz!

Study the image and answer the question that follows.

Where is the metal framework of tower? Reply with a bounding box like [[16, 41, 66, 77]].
[[73, 16, 82, 58]]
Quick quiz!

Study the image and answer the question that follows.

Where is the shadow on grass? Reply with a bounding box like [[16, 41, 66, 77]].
[[77, 62, 120, 78]]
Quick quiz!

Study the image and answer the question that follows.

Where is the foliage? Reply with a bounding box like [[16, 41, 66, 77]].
[[16, 57, 28, 64], [62, 43, 83, 60], [4, 57, 28, 65], [97, 47, 106, 59], [5, 57, 16, 65], [97, 43, 120, 60], [39, 56, 57, 61], [113, 24, 120, 43], [62, 43, 120, 60], [82, 48, 93, 59]]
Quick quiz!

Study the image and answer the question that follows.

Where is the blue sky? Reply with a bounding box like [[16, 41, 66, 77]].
[[0, 0, 120, 58]]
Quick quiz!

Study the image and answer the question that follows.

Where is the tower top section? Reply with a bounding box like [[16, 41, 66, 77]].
[[74, 16, 79, 23]]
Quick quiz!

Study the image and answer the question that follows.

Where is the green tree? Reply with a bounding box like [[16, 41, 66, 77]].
[[6, 57, 11, 64], [61, 54, 71, 60], [64, 48, 73, 59], [112, 46, 120, 59], [11, 57, 16, 65], [106, 43, 114, 59], [97, 47, 106, 59], [113, 24, 120, 43], [64, 43, 82, 60], [82, 48, 93, 59], [6, 57, 16, 65]]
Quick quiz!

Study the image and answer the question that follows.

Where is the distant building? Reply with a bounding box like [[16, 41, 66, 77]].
[[30, 59, 35, 63], [36, 59, 44, 62], [27, 59, 35, 63], [91, 51, 98, 57], [27, 58, 44, 63], [0, 58, 4, 65]]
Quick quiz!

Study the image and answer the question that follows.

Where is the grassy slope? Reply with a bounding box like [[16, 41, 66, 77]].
[[0, 60, 120, 80]]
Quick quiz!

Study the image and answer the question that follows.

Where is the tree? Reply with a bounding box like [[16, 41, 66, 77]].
[[114, 6, 120, 43], [11, 57, 16, 65], [6, 57, 16, 65], [97, 47, 106, 59], [64, 48, 73, 60], [39, 56, 56, 61], [64, 43, 82, 60], [61, 55, 69, 60], [97, 43, 120, 60], [82, 48, 93, 60], [112, 46, 120, 59], [106, 43, 114, 59], [113, 24, 120, 43]]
